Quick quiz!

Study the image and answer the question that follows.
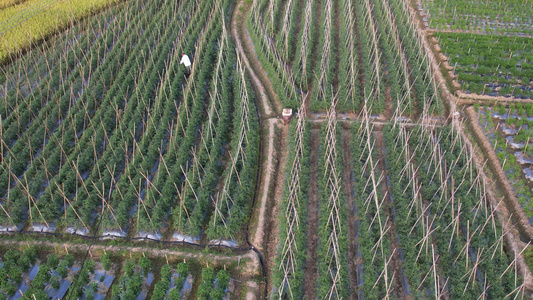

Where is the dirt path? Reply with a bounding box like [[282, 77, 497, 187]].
[[456, 93, 533, 106], [341, 124, 359, 300], [252, 118, 281, 249], [231, 0, 290, 297], [232, 0, 281, 117], [0, 239, 259, 272], [302, 127, 320, 299], [262, 122, 288, 295], [427, 28, 533, 38]]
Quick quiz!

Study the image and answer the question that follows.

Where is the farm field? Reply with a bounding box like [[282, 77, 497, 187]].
[[0, 0, 259, 244], [1, 0, 533, 298], [274, 103, 521, 298], [0, 245, 244, 299], [435, 32, 533, 99], [0, 0, 27, 10], [421, 0, 533, 35], [475, 104, 533, 223], [0, 0, 119, 63], [248, 0, 441, 114]]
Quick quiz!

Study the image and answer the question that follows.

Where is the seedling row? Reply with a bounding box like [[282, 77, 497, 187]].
[[422, 0, 533, 35], [436, 32, 533, 99], [0, 246, 237, 299], [475, 104, 533, 222]]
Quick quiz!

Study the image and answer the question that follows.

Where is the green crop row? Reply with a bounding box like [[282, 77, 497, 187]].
[[437, 32, 533, 99], [476, 106, 533, 220], [0, 246, 237, 299], [424, 0, 533, 35]]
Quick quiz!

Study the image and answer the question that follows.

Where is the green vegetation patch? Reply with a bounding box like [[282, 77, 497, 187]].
[[423, 0, 533, 35], [476, 104, 533, 221], [0, 0, 120, 63], [436, 32, 533, 99]]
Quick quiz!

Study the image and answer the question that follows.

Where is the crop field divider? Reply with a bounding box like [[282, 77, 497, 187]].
[[143, 1, 229, 236], [379, 0, 440, 114], [47, 2, 173, 226], [318, 98, 347, 298], [277, 0, 294, 61], [46, 0, 197, 229], [362, 102, 387, 269], [379, 0, 413, 112], [351, 116, 392, 298]]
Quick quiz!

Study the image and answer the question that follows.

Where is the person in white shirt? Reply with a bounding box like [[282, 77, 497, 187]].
[[180, 53, 192, 74]]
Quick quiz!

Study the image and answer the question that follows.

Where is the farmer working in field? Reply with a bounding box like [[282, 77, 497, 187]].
[[180, 53, 192, 75]]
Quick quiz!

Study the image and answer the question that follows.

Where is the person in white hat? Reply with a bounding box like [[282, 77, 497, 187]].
[[180, 53, 192, 74]]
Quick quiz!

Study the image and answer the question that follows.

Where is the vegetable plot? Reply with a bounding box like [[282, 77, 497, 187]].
[[0, 247, 237, 299], [422, 0, 533, 35], [476, 104, 533, 222], [0, 0, 259, 242], [273, 105, 523, 298], [436, 32, 533, 99], [248, 0, 441, 115]]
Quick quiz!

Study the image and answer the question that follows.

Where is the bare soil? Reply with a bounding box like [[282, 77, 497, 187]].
[[252, 118, 281, 250], [245, 280, 260, 299], [302, 128, 320, 299], [263, 123, 288, 295]]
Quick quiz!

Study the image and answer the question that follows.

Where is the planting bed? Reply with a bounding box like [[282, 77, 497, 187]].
[[435, 32, 533, 99], [0, 0, 259, 243], [475, 104, 533, 223], [273, 107, 522, 298], [0, 246, 238, 299], [421, 0, 533, 35], [247, 0, 440, 115]]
